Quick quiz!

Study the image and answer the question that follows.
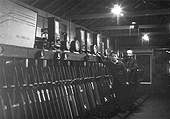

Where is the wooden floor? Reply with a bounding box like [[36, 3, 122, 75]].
[[126, 92, 170, 119], [112, 90, 170, 119]]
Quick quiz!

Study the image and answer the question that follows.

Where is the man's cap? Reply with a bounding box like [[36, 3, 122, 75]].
[[127, 50, 133, 56]]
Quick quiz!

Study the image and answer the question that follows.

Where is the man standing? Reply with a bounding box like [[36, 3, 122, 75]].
[[125, 50, 139, 110], [126, 49, 138, 85], [106, 51, 127, 83], [103, 51, 128, 112]]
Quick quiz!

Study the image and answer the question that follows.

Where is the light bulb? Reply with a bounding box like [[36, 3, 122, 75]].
[[111, 5, 122, 15]]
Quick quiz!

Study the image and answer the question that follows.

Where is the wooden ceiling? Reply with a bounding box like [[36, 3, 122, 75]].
[[17, 0, 170, 40]]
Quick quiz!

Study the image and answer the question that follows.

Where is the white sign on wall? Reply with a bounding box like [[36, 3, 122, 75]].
[[0, 0, 37, 48]]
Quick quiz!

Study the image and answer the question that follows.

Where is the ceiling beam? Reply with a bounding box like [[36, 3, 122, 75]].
[[92, 24, 168, 30], [65, 8, 170, 20], [52, 0, 71, 14], [105, 31, 170, 37], [61, 0, 86, 17], [31, 0, 39, 6], [42, 0, 58, 11], [73, 0, 99, 23]]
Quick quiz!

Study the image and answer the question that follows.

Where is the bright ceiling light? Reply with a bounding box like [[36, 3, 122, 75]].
[[120, 13, 124, 16], [111, 5, 123, 15], [142, 34, 149, 41]]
